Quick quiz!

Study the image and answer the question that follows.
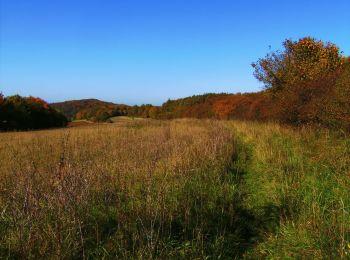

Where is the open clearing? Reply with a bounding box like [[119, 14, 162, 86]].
[[0, 119, 349, 258], [68, 116, 147, 128]]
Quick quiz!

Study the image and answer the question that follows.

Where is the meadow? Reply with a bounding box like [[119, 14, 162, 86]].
[[0, 119, 349, 259]]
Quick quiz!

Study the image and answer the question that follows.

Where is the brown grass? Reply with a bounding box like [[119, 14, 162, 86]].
[[0, 119, 237, 258]]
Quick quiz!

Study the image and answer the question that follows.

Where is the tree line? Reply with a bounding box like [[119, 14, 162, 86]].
[[0, 94, 68, 131], [152, 37, 349, 131]]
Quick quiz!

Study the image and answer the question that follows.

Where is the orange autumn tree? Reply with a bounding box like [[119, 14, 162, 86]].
[[252, 37, 342, 92], [27, 96, 50, 110]]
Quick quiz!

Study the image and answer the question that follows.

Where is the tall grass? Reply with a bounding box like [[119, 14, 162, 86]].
[[229, 121, 350, 258], [1, 119, 349, 258], [0, 120, 245, 259]]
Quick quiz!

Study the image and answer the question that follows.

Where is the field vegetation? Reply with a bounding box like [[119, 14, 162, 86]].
[[0, 120, 238, 258], [0, 119, 349, 258]]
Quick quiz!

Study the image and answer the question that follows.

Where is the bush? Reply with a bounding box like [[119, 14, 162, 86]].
[[274, 61, 350, 130]]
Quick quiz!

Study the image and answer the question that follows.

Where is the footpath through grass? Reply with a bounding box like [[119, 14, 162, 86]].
[[229, 121, 350, 258]]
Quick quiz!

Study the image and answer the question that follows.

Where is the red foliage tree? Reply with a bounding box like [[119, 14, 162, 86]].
[[27, 96, 50, 109]]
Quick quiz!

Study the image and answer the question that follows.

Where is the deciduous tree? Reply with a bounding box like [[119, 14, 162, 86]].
[[252, 37, 342, 91]]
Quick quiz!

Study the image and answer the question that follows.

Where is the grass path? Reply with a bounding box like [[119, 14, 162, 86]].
[[230, 121, 350, 258]]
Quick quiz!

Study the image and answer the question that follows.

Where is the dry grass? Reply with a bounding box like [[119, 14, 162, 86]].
[[0, 119, 239, 259], [1, 119, 349, 259]]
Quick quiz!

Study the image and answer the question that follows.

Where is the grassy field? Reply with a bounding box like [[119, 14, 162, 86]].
[[67, 117, 146, 128], [0, 119, 349, 259]]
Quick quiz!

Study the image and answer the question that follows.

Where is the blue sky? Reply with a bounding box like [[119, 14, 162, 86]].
[[0, 0, 349, 105]]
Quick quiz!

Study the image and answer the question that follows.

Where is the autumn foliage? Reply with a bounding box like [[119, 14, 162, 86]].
[[0, 95, 68, 131], [252, 37, 342, 91], [51, 99, 158, 122], [154, 37, 349, 131]]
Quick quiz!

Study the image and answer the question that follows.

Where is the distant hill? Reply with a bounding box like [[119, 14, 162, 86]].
[[51, 99, 158, 122], [51, 99, 130, 121], [51, 99, 116, 119]]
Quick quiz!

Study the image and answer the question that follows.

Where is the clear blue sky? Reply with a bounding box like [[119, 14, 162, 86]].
[[0, 0, 349, 105]]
